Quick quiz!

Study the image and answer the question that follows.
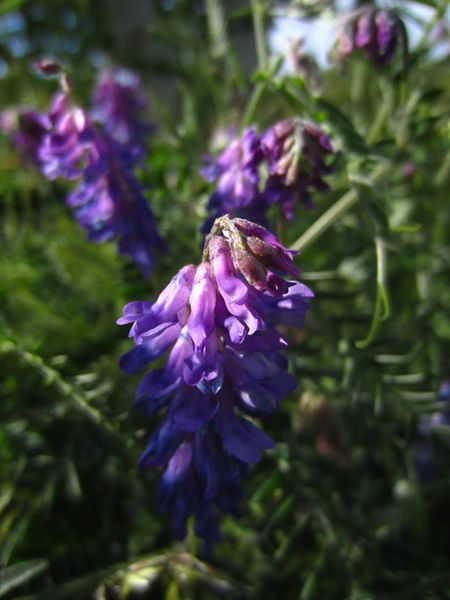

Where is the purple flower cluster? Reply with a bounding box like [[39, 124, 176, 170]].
[[118, 215, 313, 548], [262, 119, 335, 219], [39, 89, 165, 274], [90, 67, 153, 157], [2, 65, 163, 277], [337, 8, 405, 68], [201, 118, 335, 231]]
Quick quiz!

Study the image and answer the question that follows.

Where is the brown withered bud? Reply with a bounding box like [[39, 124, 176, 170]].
[[204, 214, 298, 296], [32, 58, 63, 77], [233, 218, 299, 278], [246, 236, 294, 274], [31, 59, 72, 94], [229, 242, 268, 291]]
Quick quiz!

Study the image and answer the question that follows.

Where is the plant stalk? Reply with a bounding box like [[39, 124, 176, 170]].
[[290, 166, 390, 252], [250, 0, 268, 71]]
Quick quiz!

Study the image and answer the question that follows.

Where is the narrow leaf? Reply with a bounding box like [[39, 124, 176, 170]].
[[0, 560, 48, 597]]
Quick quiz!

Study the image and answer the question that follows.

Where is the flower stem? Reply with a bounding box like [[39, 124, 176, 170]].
[[290, 166, 390, 252], [250, 0, 268, 71], [241, 81, 266, 130], [240, 56, 283, 130], [434, 150, 450, 187], [415, 3, 447, 54], [366, 82, 393, 145], [0, 337, 120, 440], [290, 188, 356, 251], [356, 236, 391, 348]]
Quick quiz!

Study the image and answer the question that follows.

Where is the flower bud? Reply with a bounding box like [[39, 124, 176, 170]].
[[336, 8, 406, 68], [32, 58, 63, 77], [204, 215, 298, 297]]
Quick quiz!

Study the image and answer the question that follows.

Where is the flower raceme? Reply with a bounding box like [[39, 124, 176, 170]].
[[39, 88, 166, 275], [200, 118, 335, 231], [1, 63, 164, 277], [118, 215, 313, 549]]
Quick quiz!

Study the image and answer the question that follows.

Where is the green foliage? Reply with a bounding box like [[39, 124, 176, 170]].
[[1, 1, 450, 599]]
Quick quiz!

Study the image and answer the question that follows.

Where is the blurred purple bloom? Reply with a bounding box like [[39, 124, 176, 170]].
[[68, 134, 166, 275], [38, 88, 165, 276], [39, 92, 92, 180], [200, 119, 335, 229], [337, 8, 405, 68], [201, 128, 263, 208], [200, 128, 268, 230], [401, 162, 416, 179], [417, 379, 450, 439], [438, 379, 450, 402], [91, 67, 153, 156], [261, 119, 335, 219], [118, 216, 313, 548], [3, 63, 162, 276], [414, 379, 450, 484]]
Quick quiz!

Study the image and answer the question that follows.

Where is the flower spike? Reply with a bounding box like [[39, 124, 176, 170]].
[[118, 216, 313, 550]]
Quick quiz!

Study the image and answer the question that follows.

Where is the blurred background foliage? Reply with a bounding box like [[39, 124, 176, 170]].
[[1, 0, 450, 598]]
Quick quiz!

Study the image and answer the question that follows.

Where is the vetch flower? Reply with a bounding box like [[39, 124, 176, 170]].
[[11, 64, 166, 276], [39, 92, 92, 181], [201, 128, 263, 211], [65, 131, 166, 275], [261, 118, 335, 219], [200, 127, 268, 231], [200, 119, 335, 229], [336, 8, 407, 68], [90, 67, 153, 156], [118, 215, 313, 549]]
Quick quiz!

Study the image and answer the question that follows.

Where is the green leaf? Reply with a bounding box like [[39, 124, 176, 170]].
[[0, 559, 48, 597]]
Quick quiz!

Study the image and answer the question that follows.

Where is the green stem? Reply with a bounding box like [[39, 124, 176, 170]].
[[250, 0, 268, 71], [366, 83, 393, 145], [434, 150, 450, 187], [290, 166, 390, 252], [0, 338, 120, 440], [356, 236, 391, 348], [241, 81, 266, 130], [350, 60, 367, 105], [240, 56, 283, 130], [395, 88, 422, 148], [205, 0, 228, 59], [414, 2, 448, 54], [290, 189, 357, 251]]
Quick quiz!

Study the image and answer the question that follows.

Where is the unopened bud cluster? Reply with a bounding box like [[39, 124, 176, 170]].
[[336, 8, 406, 68]]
